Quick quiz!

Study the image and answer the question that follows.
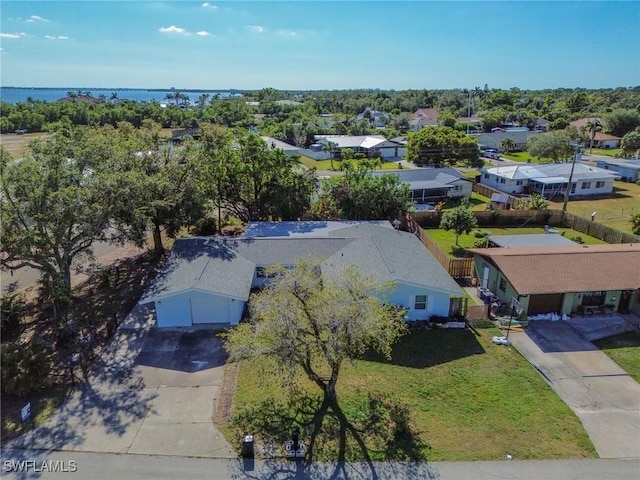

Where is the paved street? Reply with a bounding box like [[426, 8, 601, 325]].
[[1, 450, 639, 480]]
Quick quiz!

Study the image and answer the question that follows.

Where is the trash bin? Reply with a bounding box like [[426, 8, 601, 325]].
[[241, 435, 254, 458]]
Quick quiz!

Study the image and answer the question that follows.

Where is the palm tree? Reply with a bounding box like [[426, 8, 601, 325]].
[[501, 137, 515, 154], [66, 91, 78, 102], [586, 118, 602, 154], [197, 93, 210, 108], [110, 92, 119, 103], [323, 140, 338, 170]]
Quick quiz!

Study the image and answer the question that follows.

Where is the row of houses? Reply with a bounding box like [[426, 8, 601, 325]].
[[262, 134, 623, 201]]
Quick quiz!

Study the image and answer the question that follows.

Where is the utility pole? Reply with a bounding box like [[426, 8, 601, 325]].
[[562, 139, 581, 214]]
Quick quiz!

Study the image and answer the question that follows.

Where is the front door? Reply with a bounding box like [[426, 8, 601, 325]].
[[482, 266, 490, 289]]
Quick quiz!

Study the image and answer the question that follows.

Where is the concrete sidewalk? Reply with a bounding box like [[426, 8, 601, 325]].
[[509, 321, 640, 459]]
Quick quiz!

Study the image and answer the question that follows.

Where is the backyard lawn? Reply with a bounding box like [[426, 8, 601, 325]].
[[548, 181, 640, 233], [224, 327, 595, 461], [298, 155, 402, 172], [425, 226, 606, 258], [593, 331, 640, 383]]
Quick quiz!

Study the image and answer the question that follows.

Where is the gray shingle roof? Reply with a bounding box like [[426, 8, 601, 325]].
[[370, 167, 468, 186], [326, 224, 463, 295], [141, 222, 463, 304]]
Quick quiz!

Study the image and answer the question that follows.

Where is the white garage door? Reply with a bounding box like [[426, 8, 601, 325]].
[[190, 295, 230, 324]]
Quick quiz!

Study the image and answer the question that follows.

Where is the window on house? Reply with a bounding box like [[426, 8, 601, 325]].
[[596, 181, 604, 188], [414, 295, 427, 310], [516, 180, 523, 186], [499, 278, 506, 292], [582, 181, 591, 189], [484, 173, 489, 179], [582, 291, 606, 306], [500, 178, 506, 184]]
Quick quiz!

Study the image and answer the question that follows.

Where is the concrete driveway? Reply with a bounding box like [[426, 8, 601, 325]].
[[7, 304, 235, 458], [510, 320, 640, 459]]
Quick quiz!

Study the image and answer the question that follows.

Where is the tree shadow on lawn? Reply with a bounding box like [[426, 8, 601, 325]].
[[229, 391, 434, 480], [364, 328, 485, 369]]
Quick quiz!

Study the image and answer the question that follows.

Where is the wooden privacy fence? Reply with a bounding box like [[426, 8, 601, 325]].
[[408, 208, 639, 280], [412, 222, 473, 279], [472, 183, 521, 209], [562, 212, 640, 244]]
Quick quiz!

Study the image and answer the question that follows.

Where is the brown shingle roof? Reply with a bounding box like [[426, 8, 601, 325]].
[[468, 244, 640, 294]]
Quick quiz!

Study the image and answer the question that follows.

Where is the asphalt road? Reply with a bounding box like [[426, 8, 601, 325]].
[[1, 450, 639, 480], [1, 236, 145, 296]]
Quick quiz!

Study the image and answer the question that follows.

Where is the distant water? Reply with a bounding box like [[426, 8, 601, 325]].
[[0, 87, 243, 104]]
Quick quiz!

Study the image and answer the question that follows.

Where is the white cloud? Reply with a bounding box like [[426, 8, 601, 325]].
[[159, 25, 187, 35], [196, 31, 211, 37], [0, 32, 27, 39], [27, 15, 49, 22], [44, 35, 68, 40], [202, 3, 217, 8], [276, 30, 298, 37], [247, 25, 266, 33]]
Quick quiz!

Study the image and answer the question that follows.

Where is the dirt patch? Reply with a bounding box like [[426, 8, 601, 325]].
[[215, 362, 239, 425]]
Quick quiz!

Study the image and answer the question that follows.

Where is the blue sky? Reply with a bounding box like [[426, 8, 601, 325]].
[[1, 1, 638, 90]]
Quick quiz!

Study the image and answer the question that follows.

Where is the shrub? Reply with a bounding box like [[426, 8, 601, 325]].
[[474, 239, 488, 248], [571, 235, 585, 244], [1, 294, 26, 341], [473, 230, 488, 238], [1, 339, 53, 397]]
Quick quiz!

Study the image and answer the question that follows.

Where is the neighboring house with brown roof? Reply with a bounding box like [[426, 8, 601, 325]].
[[409, 108, 440, 131], [569, 117, 603, 130], [468, 244, 640, 317], [592, 132, 622, 149], [56, 94, 102, 105]]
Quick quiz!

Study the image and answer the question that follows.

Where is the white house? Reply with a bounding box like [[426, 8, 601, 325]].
[[592, 133, 622, 149], [409, 108, 439, 131], [371, 167, 473, 203], [593, 159, 640, 182], [480, 163, 619, 198], [472, 130, 541, 151], [261, 136, 302, 156], [314, 135, 404, 159], [356, 108, 390, 128], [140, 221, 466, 327]]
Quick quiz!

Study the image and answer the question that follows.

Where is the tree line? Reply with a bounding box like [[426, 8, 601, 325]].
[[0, 122, 412, 327], [3, 87, 640, 144]]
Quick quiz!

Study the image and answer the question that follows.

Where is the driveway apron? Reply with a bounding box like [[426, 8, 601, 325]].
[[509, 321, 640, 459]]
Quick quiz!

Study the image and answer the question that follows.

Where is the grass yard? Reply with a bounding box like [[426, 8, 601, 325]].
[[0, 132, 49, 158], [426, 226, 606, 258], [548, 181, 640, 233], [593, 331, 640, 383], [298, 155, 403, 172], [501, 152, 545, 163], [225, 327, 595, 461], [587, 148, 622, 157]]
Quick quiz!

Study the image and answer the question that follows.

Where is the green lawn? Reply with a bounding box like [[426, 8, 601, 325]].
[[548, 181, 640, 233], [225, 328, 595, 461], [298, 155, 401, 172], [426, 226, 606, 258], [501, 152, 545, 163], [593, 331, 640, 383], [587, 148, 622, 157]]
